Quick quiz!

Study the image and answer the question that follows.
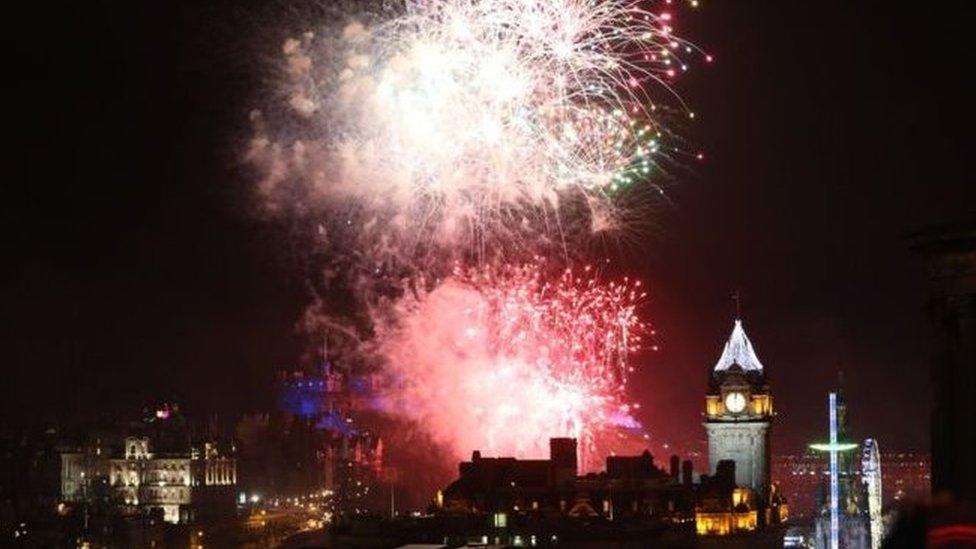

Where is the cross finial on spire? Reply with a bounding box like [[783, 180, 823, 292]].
[[731, 290, 741, 320]]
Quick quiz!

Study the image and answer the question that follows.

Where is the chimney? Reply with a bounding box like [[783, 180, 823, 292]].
[[716, 459, 736, 487], [682, 460, 693, 486], [669, 455, 680, 479], [549, 438, 578, 485]]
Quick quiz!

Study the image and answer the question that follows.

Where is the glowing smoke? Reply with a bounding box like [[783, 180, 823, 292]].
[[372, 261, 649, 469]]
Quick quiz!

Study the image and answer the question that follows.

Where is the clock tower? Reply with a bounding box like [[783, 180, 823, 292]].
[[704, 319, 774, 503]]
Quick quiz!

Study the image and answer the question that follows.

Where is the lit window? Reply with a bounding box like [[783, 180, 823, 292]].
[[493, 512, 507, 528]]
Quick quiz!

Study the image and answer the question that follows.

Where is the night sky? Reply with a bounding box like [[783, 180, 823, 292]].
[[4, 1, 974, 458]]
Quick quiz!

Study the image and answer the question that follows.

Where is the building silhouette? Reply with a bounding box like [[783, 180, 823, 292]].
[[907, 220, 976, 503]]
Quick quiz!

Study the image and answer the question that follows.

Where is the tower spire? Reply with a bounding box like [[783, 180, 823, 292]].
[[713, 318, 764, 372]]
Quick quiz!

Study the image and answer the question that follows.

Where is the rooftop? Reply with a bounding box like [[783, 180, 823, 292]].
[[713, 319, 764, 372]]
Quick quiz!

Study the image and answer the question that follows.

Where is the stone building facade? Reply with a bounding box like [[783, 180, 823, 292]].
[[61, 436, 236, 524], [704, 319, 774, 503]]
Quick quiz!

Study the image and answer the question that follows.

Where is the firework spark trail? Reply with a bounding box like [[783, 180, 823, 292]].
[[373, 261, 649, 469], [249, 0, 707, 260]]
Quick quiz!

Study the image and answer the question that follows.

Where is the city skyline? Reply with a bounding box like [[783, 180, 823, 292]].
[[4, 1, 975, 546], [4, 0, 975, 460]]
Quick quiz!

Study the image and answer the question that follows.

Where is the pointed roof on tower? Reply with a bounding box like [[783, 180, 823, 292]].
[[713, 319, 764, 372]]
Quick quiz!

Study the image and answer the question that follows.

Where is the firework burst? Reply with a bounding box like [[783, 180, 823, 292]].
[[246, 0, 707, 476], [249, 0, 707, 260], [373, 260, 650, 470]]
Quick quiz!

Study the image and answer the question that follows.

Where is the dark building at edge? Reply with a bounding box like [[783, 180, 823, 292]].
[[908, 219, 976, 503]]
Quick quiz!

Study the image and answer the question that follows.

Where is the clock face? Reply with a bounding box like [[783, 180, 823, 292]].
[[725, 391, 747, 413]]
